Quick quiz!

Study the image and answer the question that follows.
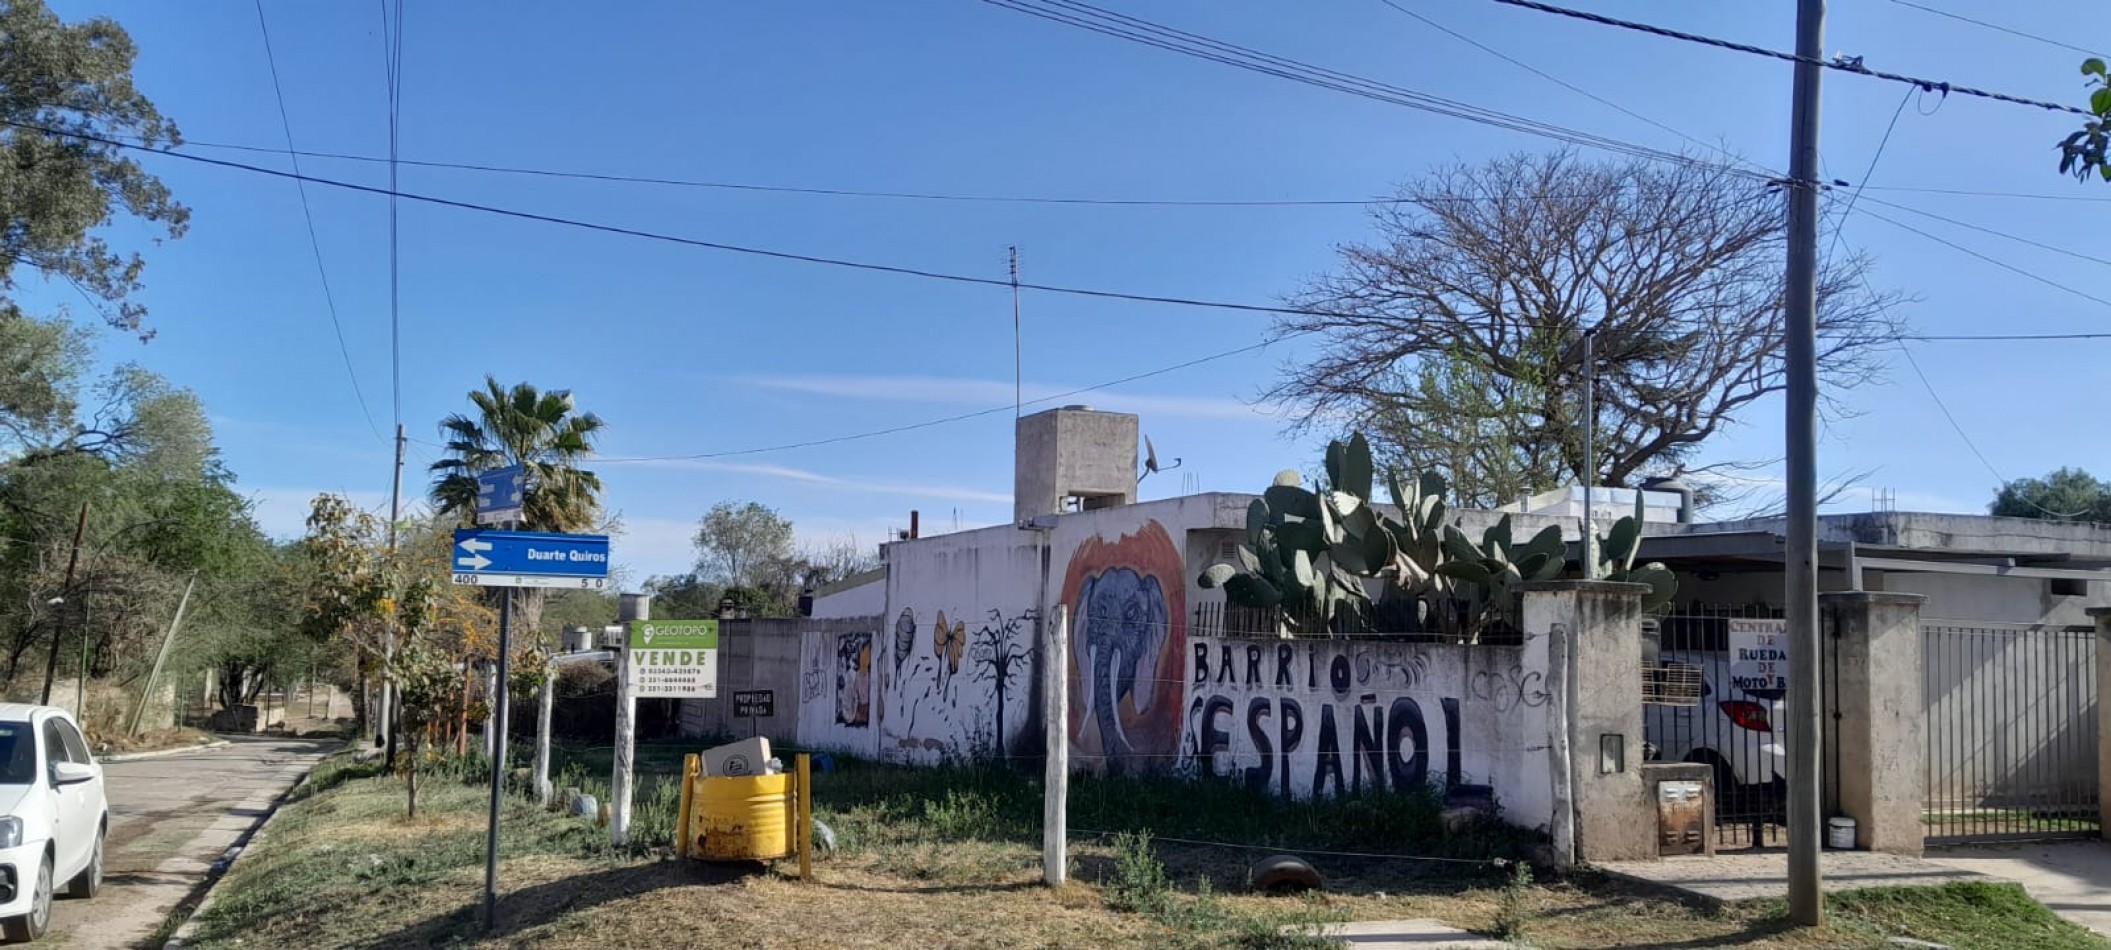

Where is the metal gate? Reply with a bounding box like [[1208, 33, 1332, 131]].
[[1645, 609, 1788, 850], [1923, 622, 2098, 845]]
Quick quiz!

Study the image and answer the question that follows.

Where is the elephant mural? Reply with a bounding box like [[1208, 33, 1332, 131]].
[[1063, 520, 1186, 774]]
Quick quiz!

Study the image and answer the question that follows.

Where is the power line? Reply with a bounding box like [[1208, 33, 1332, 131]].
[[974, 0, 1776, 181], [1855, 193, 2111, 270], [1855, 206, 2111, 309], [1861, 184, 2111, 203], [253, 0, 382, 441], [1372, 0, 1750, 169], [1484, 0, 2090, 116], [1883, 0, 2104, 59], [1909, 331, 2111, 341]]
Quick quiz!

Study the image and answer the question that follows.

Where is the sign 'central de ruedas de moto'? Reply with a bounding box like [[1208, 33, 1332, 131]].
[[628, 619, 719, 698]]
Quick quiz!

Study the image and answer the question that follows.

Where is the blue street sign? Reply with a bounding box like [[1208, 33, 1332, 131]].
[[475, 465, 526, 525], [451, 529, 610, 590]]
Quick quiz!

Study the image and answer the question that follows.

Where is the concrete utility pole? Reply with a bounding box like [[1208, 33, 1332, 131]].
[[1042, 604, 1069, 886], [383, 423, 406, 762], [1580, 327, 1597, 577], [1783, 0, 1828, 927], [611, 593, 650, 848]]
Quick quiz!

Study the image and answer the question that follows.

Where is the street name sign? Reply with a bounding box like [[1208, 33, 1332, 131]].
[[450, 529, 610, 590], [475, 465, 526, 525], [628, 620, 719, 699]]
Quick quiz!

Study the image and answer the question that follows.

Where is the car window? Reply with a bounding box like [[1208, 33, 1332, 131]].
[[41, 720, 73, 766], [0, 723, 34, 784], [55, 720, 89, 766]]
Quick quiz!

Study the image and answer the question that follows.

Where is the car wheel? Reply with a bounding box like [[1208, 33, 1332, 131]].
[[65, 825, 102, 899], [3, 852, 52, 943]]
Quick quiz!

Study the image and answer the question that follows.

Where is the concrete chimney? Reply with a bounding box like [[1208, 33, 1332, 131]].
[[1014, 406, 1139, 523]]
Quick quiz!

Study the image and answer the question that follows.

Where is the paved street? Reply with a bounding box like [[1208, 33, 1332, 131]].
[[49, 735, 335, 949]]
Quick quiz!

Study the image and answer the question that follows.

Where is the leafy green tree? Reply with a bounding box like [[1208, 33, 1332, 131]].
[[693, 501, 794, 589], [641, 573, 722, 621], [1991, 468, 2111, 523], [0, 0, 189, 339], [2060, 59, 2111, 182]]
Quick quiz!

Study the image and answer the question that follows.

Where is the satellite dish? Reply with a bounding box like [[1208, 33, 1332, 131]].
[[1138, 435, 1183, 483]]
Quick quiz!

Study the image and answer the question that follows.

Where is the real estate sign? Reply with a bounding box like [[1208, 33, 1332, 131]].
[[628, 619, 719, 698], [1727, 617, 1788, 699]]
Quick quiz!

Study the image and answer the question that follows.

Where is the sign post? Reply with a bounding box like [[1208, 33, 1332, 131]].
[[453, 511, 609, 932]]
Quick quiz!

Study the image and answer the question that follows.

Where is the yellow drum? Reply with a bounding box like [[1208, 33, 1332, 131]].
[[694, 773, 792, 861]]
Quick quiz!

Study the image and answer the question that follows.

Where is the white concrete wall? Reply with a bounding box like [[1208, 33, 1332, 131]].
[[1174, 636, 1556, 820], [879, 525, 1048, 764], [1881, 571, 2107, 628], [797, 627, 882, 758], [811, 577, 886, 619]]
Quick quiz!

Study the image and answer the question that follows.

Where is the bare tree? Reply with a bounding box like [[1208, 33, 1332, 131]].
[[1268, 152, 1904, 508]]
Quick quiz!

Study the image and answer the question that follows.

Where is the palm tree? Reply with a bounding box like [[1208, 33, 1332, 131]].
[[429, 377, 605, 533], [428, 377, 606, 640]]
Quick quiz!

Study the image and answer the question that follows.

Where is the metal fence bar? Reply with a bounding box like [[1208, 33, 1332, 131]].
[[1922, 623, 2098, 846]]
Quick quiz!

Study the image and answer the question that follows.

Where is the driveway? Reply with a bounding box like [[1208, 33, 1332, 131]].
[[48, 735, 335, 949], [1930, 839, 2111, 938]]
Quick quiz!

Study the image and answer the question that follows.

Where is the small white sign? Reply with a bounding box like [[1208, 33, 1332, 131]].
[[1727, 618, 1789, 697]]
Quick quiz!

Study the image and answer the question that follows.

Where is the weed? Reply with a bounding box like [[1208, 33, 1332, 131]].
[[1493, 857, 1534, 941], [1103, 831, 1175, 915]]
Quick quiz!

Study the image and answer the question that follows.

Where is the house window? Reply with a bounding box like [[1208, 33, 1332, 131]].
[[2050, 578, 2089, 597]]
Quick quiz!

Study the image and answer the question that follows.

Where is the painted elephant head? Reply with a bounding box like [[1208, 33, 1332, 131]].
[[1076, 567, 1171, 773]]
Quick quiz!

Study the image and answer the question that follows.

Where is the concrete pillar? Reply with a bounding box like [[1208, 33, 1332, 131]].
[[1821, 591, 1927, 856], [1520, 580, 1653, 864], [2091, 607, 2111, 842]]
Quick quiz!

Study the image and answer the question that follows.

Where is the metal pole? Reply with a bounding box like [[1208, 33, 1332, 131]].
[[1011, 246, 1023, 419], [1784, 0, 1828, 927], [1580, 328, 1597, 578], [483, 588, 512, 931], [1042, 604, 1070, 885]]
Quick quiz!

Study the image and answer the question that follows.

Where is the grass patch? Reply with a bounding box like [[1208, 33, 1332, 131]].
[[177, 742, 2108, 950], [1822, 881, 2109, 950]]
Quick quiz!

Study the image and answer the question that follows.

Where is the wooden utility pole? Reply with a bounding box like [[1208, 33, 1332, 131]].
[[41, 502, 89, 706]]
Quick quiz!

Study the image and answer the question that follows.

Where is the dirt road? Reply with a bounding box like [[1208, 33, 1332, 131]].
[[50, 735, 335, 949]]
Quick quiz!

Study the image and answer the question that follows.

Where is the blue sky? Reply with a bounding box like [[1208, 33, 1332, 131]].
[[34, 0, 2111, 579]]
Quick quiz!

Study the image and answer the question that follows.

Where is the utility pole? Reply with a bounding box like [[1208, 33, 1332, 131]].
[[384, 423, 405, 764], [42, 502, 88, 706], [1010, 246, 1023, 420], [1580, 328, 1597, 577], [1783, 0, 1828, 927]]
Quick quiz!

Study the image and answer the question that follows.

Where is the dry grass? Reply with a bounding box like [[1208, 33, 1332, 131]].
[[178, 752, 2110, 950]]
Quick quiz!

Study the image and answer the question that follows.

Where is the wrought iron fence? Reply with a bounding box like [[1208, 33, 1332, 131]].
[[1644, 605, 1789, 849], [1923, 622, 2098, 844]]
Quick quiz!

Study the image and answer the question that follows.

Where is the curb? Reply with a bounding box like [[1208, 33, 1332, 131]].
[[104, 740, 232, 763], [158, 747, 336, 950]]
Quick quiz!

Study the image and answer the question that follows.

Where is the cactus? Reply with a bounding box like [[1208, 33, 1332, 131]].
[[1595, 490, 1679, 612], [1433, 515, 1567, 635]]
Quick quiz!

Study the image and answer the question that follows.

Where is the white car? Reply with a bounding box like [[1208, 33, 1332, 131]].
[[1645, 651, 1788, 795], [0, 705, 105, 943]]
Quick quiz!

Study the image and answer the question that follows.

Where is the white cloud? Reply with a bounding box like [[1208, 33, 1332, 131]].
[[608, 458, 1011, 505], [738, 374, 1276, 422]]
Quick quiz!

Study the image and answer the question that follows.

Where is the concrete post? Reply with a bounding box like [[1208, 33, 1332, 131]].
[[1822, 592, 1927, 855], [2091, 608, 2111, 842], [1520, 580, 1653, 864], [1042, 604, 1069, 886], [612, 593, 650, 848]]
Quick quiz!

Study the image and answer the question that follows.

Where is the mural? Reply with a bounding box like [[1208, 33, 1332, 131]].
[[836, 632, 872, 726], [1063, 520, 1187, 774], [1177, 636, 1498, 800], [881, 605, 1039, 763]]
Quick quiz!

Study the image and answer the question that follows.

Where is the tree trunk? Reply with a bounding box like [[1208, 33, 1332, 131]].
[[405, 732, 419, 820]]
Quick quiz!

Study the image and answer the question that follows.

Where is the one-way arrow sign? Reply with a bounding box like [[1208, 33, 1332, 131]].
[[451, 529, 610, 590], [476, 465, 527, 525]]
